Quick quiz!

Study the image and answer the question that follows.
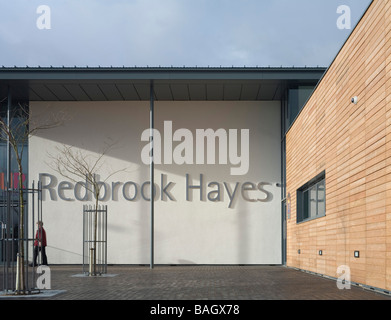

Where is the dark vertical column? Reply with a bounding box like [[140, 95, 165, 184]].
[[281, 96, 287, 266], [6, 86, 11, 271], [6, 87, 11, 189], [150, 80, 154, 269]]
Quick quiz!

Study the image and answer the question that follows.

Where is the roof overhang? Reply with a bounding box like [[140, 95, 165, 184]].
[[0, 66, 326, 101]]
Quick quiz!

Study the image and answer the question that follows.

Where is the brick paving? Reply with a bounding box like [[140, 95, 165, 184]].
[[2, 265, 390, 301]]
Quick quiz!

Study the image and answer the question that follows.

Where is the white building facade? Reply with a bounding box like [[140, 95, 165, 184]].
[[0, 67, 324, 265]]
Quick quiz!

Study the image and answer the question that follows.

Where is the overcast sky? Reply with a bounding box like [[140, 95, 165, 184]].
[[0, 0, 372, 68]]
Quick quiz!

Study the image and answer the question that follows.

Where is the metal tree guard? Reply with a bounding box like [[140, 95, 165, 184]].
[[82, 204, 107, 276], [0, 181, 43, 295]]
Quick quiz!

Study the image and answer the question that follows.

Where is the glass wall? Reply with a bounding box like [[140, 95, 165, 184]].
[[280, 82, 317, 264], [281, 83, 317, 200], [0, 99, 29, 192], [0, 97, 29, 262], [283, 85, 316, 134]]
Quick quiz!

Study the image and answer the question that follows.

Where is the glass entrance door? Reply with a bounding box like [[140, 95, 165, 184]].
[[0, 199, 19, 264]]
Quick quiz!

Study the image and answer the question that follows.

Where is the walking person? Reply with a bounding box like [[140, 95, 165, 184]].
[[32, 221, 48, 266]]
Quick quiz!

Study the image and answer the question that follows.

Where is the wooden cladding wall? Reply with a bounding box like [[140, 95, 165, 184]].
[[286, 0, 391, 291]]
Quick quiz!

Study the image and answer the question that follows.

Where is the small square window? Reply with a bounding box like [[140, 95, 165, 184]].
[[297, 171, 326, 223]]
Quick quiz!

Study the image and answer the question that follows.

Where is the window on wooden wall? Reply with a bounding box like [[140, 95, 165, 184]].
[[296, 171, 325, 223]]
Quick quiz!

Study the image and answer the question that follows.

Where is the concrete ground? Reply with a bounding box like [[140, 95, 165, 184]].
[[2, 265, 389, 318], [2, 264, 390, 300]]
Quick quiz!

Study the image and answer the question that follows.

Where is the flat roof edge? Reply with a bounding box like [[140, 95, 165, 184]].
[[0, 66, 327, 81]]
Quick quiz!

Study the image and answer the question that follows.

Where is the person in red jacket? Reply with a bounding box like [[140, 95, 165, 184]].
[[32, 221, 48, 266]]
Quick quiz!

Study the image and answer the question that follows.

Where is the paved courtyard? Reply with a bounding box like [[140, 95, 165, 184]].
[[2, 265, 390, 300]]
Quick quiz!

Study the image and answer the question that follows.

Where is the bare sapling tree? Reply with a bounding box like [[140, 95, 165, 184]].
[[48, 140, 126, 275], [0, 99, 63, 293]]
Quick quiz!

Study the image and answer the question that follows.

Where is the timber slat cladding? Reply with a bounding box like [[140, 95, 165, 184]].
[[286, 0, 391, 291]]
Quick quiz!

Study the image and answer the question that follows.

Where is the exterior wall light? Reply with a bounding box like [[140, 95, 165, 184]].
[[351, 96, 358, 104], [354, 251, 360, 258], [318, 250, 323, 256]]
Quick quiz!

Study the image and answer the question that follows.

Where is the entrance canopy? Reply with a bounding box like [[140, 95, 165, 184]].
[[0, 66, 326, 101]]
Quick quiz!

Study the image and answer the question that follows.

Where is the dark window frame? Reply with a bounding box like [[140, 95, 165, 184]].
[[296, 171, 326, 224]]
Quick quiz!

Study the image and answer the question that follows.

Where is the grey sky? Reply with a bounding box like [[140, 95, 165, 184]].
[[0, 0, 372, 68]]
